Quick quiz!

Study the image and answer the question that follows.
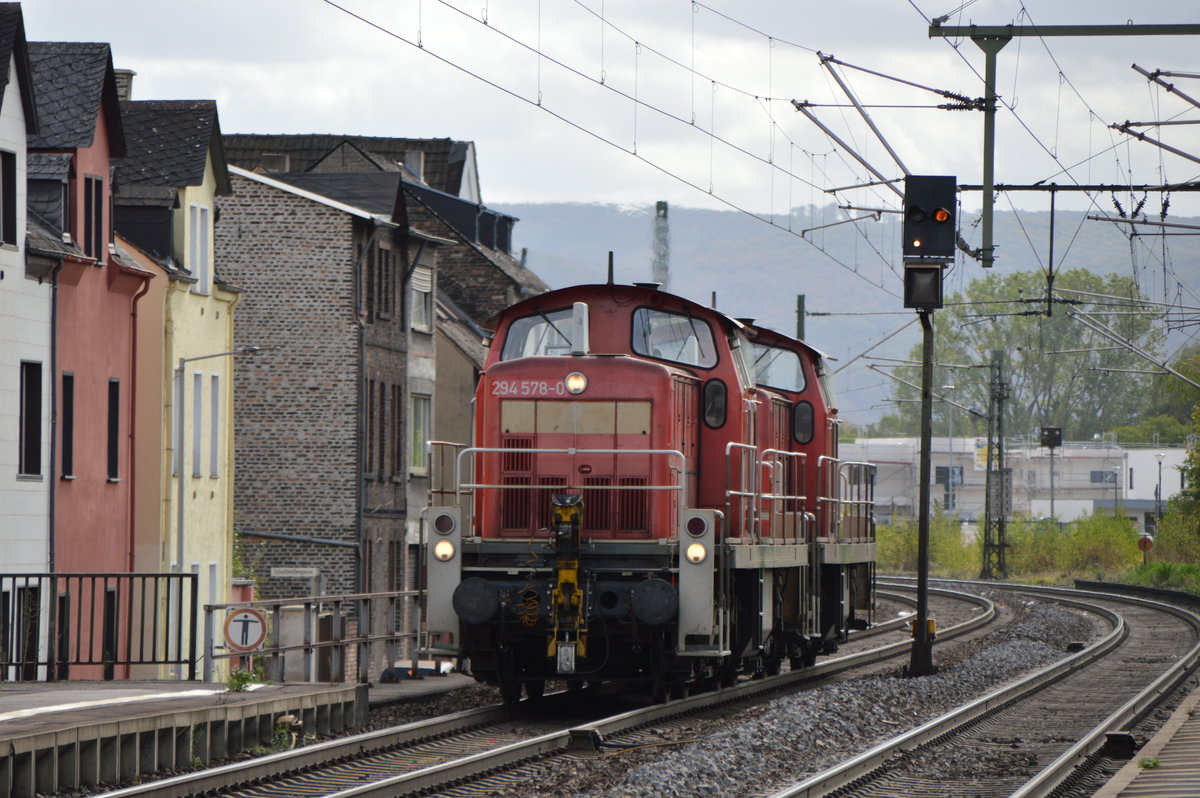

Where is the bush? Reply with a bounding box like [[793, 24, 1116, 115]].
[[1005, 517, 1065, 575], [876, 511, 978, 577], [1122, 561, 1200, 592], [1063, 513, 1141, 575]]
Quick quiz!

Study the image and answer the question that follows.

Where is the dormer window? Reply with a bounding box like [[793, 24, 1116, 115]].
[[0, 151, 16, 246], [189, 204, 210, 293], [83, 175, 104, 261]]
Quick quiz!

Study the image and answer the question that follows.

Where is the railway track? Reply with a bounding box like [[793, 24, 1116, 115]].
[[766, 581, 1200, 798], [93, 586, 991, 798]]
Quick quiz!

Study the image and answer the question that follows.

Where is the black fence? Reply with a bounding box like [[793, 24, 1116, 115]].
[[0, 573, 198, 681]]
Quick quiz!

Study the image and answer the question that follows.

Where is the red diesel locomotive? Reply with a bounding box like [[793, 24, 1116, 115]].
[[423, 282, 875, 701]]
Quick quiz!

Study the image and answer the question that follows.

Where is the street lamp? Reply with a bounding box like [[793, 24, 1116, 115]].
[[942, 384, 955, 514], [175, 345, 263, 574], [1155, 452, 1165, 531]]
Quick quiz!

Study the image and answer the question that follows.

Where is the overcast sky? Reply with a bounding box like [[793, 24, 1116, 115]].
[[23, 0, 1200, 217]]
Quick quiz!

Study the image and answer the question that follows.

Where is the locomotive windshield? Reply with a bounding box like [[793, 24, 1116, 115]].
[[500, 308, 575, 360], [631, 308, 718, 368], [750, 343, 806, 392]]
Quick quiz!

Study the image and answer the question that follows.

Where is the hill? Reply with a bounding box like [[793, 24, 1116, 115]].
[[494, 201, 1200, 426]]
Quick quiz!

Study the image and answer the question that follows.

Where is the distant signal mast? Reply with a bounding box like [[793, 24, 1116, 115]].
[[652, 200, 670, 290]]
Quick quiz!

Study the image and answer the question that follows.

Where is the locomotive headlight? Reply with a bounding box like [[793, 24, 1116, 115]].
[[565, 372, 588, 394], [684, 542, 708, 564], [433, 540, 457, 562]]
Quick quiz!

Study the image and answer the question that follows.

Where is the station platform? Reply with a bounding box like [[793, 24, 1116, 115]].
[[0, 672, 474, 798], [1093, 685, 1200, 797]]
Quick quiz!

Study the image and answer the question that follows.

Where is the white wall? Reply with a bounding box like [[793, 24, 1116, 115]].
[[0, 54, 48, 571]]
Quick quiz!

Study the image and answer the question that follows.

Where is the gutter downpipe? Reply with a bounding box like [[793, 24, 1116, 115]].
[[354, 221, 388, 597], [128, 272, 152, 573], [48, 259, 64, 574]]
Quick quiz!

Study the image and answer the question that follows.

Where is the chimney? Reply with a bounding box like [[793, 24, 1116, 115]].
[[114, 68, 136, 101]]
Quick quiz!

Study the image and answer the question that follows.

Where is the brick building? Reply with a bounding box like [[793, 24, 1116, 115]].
[[215, 167, 454, 607]]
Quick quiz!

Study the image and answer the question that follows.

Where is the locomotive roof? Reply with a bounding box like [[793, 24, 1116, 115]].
[[492, 283, 747, 333], [494, 283, 830, 364]]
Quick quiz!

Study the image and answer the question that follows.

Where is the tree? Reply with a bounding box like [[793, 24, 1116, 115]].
[[869, 269, 1164, 441]]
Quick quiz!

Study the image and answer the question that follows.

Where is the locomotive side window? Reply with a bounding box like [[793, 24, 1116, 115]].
[[500, 308, 574, 360], [751, 343, 806, 392], [702, 379, 727, 428], [631, 308, 718, 368], [793, 400, 814, 444]]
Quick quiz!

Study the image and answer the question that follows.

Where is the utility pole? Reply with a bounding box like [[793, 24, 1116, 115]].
[[652, 201, 670, 291], [981, 350, 1009, 579]]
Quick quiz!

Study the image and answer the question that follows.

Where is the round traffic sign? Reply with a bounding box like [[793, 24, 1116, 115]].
[[1138, 535, 1153, 553], [224, 607, 268, 652]]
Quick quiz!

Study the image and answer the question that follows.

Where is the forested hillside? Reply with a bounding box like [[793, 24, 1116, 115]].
[[496, 201, 1200, 429]]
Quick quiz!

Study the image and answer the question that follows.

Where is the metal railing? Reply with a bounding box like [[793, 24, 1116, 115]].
[[817, 457, 878, 543], [443, 445, 687, 535], [0, 572, 197, 681], [203, 589, 420, 683]]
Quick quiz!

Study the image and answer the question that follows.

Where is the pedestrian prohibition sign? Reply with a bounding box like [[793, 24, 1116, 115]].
[[1138, 535, 1154, 553], [224, 607, 267, 652]]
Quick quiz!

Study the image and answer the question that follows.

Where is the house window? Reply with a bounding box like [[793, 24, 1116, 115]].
[[364, 247, 376, 324], [189, 205, 210, 293], [0, 151, 16, 245], [1129, 468, 1134, 490], [365, 377, 376, 475], [83, 176, 105, 259], [1090, 470, 1117, 484], [209, 375, 220, 478], [410, 394, 431, 473], [378, 381, 388, 479], [18, 362, 42, 476], [392, 385, 403, 475], [172, 368, 181, 476], [377, 245, 394, 318], [61, 373, 74, 477], [192, 372, 203, 477], [106, 379, 120, 481], [411, 265, 433, 332]]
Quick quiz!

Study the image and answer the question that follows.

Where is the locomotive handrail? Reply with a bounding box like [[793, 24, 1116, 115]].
[[451, 446, 688, 535], [816, 456, 877, 543], [725, 443, 761, 543], [761, 448, 810, 544]]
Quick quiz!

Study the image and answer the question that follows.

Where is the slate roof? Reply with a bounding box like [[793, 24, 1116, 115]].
[[27, 41, 124, 155], [0, 4, 37, 132], [116, 100, 230, 194], [270, 171, 403, 219], [26, 213, 82, 259], [222, 134, 471, 197], [27, 151, 72, 180]]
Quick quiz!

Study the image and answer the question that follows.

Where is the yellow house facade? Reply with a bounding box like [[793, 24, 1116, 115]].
[[116, 94, 238, 678]]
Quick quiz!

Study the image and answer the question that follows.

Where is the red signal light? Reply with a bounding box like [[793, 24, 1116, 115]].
[[933, 208, 950, 223]]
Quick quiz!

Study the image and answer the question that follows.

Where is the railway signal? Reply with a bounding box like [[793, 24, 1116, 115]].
[[902, 174, 956, 677], [902, 175, 956, 310]]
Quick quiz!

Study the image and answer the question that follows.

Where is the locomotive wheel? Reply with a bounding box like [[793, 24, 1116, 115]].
[[499, 679, 522, 704], [764, 656, 782, 676], [526, 680, 546, 700]]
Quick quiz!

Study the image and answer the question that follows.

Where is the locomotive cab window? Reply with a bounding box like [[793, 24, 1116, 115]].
[[793, 400, 814, 444], [631, 308, 717, 368], [501, 308, 575, 360], [750, 343, 806, 392]]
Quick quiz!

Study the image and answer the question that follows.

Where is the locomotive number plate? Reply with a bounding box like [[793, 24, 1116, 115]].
[[491, 379, 568, 397]]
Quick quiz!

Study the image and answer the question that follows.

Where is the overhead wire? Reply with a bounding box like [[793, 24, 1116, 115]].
[[318, 0, 903, 297]]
